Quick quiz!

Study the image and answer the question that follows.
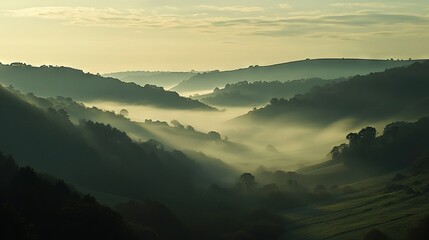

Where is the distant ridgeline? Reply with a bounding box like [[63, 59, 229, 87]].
[[241, 61, 429, 124], [0, 62, 215, 110], [104, 71, 198, 90], [194, 78, 345, 107], [172, 58, 425, 92]]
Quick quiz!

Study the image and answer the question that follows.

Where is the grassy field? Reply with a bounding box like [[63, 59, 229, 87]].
[[282, 171, 429, 239]]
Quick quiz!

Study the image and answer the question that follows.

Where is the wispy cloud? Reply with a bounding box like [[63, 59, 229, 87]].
[[5, 7, 429, 38], [331, 2, 387, 8], [198, 5, 264, 13], [5, 7, 201, 28]]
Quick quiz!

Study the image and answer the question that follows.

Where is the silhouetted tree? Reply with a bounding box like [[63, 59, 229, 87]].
[[208, 131, 221, 140], [238, 173, 257, 193], [120, 109, 129, 117]]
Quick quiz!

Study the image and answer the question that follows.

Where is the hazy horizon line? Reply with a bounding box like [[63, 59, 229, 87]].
[[2, 56, 428, 75]]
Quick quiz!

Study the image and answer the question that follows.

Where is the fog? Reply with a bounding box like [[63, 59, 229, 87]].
[[3, 61, 429, 240], [82, 101, 394, 172], [84, 101, 250, 133]]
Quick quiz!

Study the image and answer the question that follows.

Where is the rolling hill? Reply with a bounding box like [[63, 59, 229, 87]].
[[172, 59, 424, 93], [14, 91, 251, 165], [0, 84, 234, 207], [194, 78, 345, 107], [239, 61, 429, 125], [0, 62, 214, 110], [104, 71, 197, 90]]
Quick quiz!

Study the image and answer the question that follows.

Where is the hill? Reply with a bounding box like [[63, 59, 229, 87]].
[[240, 61, 429, 125], [0, 153, 192, 240], [172, 58, 424, 93], [0, 84, 233, 207], [0, 63, 214, 110], [3, 85, 429, 239], [14, 90, 251, 166], [194, 78, 344, 107], [282, 117, 429, 239], [104, 71, 197, 89]]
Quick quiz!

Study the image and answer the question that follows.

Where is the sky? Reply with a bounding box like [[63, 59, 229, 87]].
[[0, 0, 428, 73]]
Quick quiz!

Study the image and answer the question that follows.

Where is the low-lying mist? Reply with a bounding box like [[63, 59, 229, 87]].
[[83, 101, 403, 172], [84, 101, 250, 133]]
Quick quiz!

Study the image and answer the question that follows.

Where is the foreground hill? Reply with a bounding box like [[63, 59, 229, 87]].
[[257, 117, 429, 239], [172, 59, 423, 92], [0, 84, 232, 208], [0, 153, 194, 240], [194, 78, 344, 107], [240, 61, 429, 125], [0, 63, 214, 110], [283, 169, 429, 240], [104, 71, 197, 89]]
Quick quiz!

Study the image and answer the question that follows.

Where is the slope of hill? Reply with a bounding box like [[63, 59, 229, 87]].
[[194, 78, 344, 107], [172, 59, 424, 93], [283, 170, 429, 240], [0, 152, 193, 240], [0, 84, 233, 207], [0, 153, 140, 240], [0, 63, 214, 110], [240, 61, 429, 125], [281, 117, 429, 239], [104, 71, 197, 89], [12, 90, 251, 166]]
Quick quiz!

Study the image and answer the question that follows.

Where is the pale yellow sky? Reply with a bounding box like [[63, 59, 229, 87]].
[[0, 1, 428, 73]]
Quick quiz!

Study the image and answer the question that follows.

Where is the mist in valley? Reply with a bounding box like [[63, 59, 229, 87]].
[[2, 63, 429, 240], [1, 0, 429, 238], [82, 100, 403, 172]]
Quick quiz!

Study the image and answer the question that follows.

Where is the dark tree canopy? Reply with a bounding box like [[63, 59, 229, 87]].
[[331, 117, 429, 171]]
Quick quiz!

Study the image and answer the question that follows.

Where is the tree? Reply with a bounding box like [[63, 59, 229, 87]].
[[119, 109, 129, 117], [358, 127, 377, 144], [239, 173, 257, 192], [208, 131, 221, 140]]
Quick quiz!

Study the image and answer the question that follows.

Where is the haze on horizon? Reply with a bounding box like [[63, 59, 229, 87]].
[[0, 0, 428, 73]]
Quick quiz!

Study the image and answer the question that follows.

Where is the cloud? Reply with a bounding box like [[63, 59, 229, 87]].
[[331, 2, 387, 8], [5, 7, 429, 38], [198, 5, 264, 13], [4, 7, 201, 28]]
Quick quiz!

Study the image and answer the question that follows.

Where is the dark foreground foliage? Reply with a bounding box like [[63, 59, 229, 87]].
[[331, 117, 429, 172], [0, 152, 141, 240]]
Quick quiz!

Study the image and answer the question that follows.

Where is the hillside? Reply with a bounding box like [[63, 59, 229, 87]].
[[241, 61, 429, 125], [283, 170, 429, 240], [282, 117, 429, 239], [104, 71, 197, 89], [0, 84, 233, 207], [0, 153, 194, 240], [0, 153, 140, 240], [172, 59, 424, 92], [0, 63, 214, 110], [13, 91, 251, 165], [194, 78, 344, 107], [2, 84, 429, 239]]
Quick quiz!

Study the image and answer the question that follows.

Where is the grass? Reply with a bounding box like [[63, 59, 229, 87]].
[[282, 171, 429, 239]]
